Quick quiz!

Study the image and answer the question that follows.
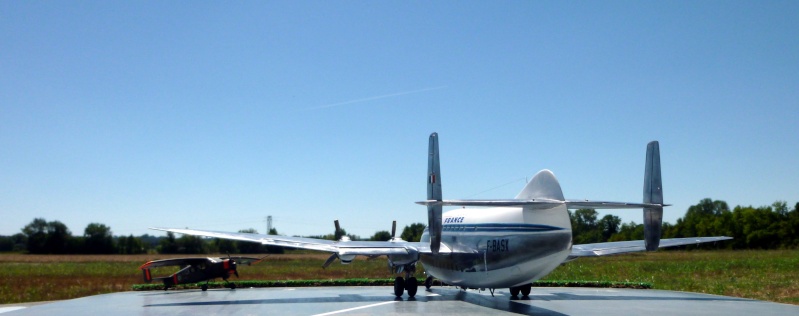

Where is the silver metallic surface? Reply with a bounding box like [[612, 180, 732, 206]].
[[426, 132, 443, 254], [643, 141, 663, 251], [4, 287, 797, 316]]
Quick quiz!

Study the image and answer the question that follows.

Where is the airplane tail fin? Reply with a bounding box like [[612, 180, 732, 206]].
[[514, 169, 565, 201], [643, 141, 663, 251], [427, 133, 442, 254]]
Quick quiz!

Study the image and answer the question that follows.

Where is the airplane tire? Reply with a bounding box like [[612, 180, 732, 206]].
[[509, 286, 520, 297], [201, 284, 208, 291], [230, 283, 237, 290], [405, 277, 418, 298], [424, 276, 433, 290], [393, 277, 405, 297], [520, 283, 531, 297]]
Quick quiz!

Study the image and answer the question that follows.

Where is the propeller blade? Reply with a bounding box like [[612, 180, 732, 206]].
[[334, 220, 341, 240], [322, 253, 338, 269]]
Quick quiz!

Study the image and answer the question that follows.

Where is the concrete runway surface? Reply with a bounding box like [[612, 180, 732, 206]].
[[2, 286, 798, 315]]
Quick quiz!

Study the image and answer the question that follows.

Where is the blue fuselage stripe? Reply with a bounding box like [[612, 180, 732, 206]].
[[441, 223, 565, 233]]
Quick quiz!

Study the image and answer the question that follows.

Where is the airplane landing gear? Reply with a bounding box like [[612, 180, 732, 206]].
[[201, 284, 208, 291], [424, 275, 434, 290], [391, 263, 418, 298], [509, 283, 532, 299], [393, 276, 418, 298], [405, 277, 418, 298], [520, 283, 531, 297], [393, 277, 405, 297]]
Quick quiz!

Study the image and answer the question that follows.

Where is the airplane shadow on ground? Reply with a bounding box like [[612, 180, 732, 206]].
[[141, 288, 751, 316]]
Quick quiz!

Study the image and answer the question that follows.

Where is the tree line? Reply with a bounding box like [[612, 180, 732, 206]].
[[572, 199, 799, 249], [2, 198, 796, 254], [0, 218, 429, 255]]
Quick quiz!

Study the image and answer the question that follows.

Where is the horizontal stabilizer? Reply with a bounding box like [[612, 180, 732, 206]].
[[415, 199, 664, 210]]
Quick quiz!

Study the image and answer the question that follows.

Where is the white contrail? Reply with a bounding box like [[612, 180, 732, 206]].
[[308, 85, 447, 110]]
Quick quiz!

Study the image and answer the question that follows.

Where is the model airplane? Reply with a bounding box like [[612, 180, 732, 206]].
[[152, 133, 731, 298], [140, 255, 263, 291]]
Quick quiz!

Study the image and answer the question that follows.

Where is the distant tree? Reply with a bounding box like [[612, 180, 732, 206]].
[[22, 218, 73, 254], [608, 221, 644, 242], [790, 202, 799, 248], [215, 238, 238, 254], [45, 221, 71, 254], [117, 235, 145, 254], [0, 234, 26, 252], [369, 230, 392, 241], [0, 236, 12, 252], [177, 234, 209, 254], [22, 218, 48, 254], [676, 198, 731, 238], [571, 209, 602, 244], [139, 234, 161, 252], [400, 223, 426, 242], [84, 223, 114, 254], [598, 198, 799, 250], [598, 214, 621, 241], [158, 232, 179, 254], [264, 227, 284, 254], [236, 229, 264, 253], [773, 201, 789, 216], [10, 233, 27, 252]]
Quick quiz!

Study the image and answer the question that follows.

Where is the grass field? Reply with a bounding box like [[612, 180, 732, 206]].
[[1, 250, 797, 305]]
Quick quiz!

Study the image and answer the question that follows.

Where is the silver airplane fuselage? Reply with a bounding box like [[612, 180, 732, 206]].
[[419, 204, 572, 289]]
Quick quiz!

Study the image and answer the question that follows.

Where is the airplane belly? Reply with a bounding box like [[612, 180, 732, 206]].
[[420, 230, 571, 289]]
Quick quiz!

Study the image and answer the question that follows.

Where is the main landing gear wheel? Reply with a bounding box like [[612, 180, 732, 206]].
[[509, 284, 532, 298], [393, 277, 405, 297], [520, 283, 531, 297], [201, 284, 208, 291], [405, 277, 418, 298], [424, 276, 433, 290], [228, 283, 237, 290]]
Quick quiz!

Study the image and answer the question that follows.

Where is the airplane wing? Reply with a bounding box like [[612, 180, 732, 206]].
[[150, 227, 455, 257], [227, 256, 266, 265], [568, 236, 733, 259], [139, 257, 210, 269]]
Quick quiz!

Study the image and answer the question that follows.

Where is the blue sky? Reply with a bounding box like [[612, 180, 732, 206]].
[[2, 2, 797, 239]]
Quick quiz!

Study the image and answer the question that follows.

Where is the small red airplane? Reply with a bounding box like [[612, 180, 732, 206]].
[[140, 256, 264, 291]]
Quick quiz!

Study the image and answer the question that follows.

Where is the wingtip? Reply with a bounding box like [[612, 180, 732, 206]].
[[138, 261, 154, 270]]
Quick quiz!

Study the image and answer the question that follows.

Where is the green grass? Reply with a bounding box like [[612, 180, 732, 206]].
[[542, 250, 799, 303], [1, 250, 797, 305]]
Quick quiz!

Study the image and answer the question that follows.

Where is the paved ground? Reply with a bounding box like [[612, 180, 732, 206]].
[[2, 286, 798, 315]]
